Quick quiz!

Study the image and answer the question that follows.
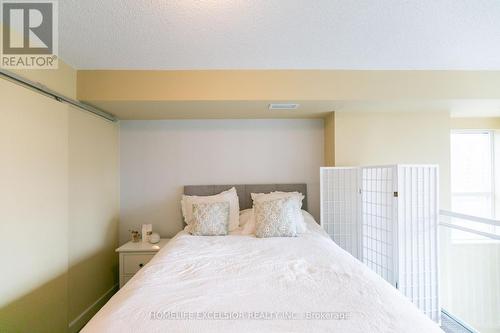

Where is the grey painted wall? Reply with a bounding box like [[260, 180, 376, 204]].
[[119, 119, 324, 244]]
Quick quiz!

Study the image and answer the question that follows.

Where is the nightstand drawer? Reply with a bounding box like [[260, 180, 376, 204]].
[[117, 239, 170, 289], [123, 253, 154, 274]]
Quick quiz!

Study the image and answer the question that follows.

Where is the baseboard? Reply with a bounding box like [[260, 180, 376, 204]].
[[68, 283, 118, 333]]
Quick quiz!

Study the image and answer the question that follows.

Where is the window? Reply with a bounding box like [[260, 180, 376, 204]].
[[450, 130, 498, 241]]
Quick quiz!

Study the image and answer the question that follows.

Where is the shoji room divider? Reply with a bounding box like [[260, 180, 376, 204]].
[[320, 165, 440, 323]]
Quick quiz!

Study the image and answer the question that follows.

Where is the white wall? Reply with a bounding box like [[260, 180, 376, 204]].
[[119, 119, 324, 243]]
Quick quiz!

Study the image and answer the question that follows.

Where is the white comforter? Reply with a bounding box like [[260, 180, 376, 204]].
[[83, 221, 443, 333]]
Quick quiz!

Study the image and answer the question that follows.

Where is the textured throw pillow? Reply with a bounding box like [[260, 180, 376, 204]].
[[251, 191, 307, 233], [187, 201, 230, 236], [251, 191, 305, 203], [239, 208, 314, 236], [254, 197, 297, 238], [181, 187, 239, 231]]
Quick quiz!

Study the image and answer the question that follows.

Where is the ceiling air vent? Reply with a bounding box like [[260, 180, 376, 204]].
[[268, 103, 300, 110]]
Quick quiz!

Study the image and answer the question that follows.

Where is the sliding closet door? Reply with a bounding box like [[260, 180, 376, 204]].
[[0, 78, 119, 332], [0, 79, 69, 332], [320, 167, 361, 259], [67, 108, 119, 329]]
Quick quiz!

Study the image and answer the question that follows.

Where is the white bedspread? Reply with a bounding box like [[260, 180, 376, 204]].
[[83, 221, 443, 333]]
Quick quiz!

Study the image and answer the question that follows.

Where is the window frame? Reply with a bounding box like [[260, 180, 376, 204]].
[[450, 129, 497, 243]]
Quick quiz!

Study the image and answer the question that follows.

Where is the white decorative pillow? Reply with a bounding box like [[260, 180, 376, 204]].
[[251, 191, 305, 203], [181, 187, 239, 231], [187, 201, 230, 236], [254, 197, 297, 238], [239, 209, 315, 235], [251, 191, 306, 233]]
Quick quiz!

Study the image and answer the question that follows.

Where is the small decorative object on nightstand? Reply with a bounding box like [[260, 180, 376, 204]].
[[116, 238, 170, 288], [142, 224, 152, 242], [149, 232, 160, 244], [128, 229, 141, 242]]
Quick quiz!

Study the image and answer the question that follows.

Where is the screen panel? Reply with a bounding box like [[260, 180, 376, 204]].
[[320, 167, 361, 259], [361, 165, 398, 285]]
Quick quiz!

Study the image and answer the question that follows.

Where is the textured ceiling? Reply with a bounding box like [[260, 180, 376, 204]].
[[59, 0, 500, 70]]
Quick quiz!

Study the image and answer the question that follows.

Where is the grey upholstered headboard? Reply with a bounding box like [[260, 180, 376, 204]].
[[183, 184, 308, 211]]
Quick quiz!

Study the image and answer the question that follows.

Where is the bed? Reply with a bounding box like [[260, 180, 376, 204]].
[[82, 184, 443, 333]]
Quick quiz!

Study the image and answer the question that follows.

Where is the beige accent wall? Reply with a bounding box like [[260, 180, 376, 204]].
[[75, 70, 500, 120], [0, 76, 119, 332], [89, 100, 334, 119], [324, 112, 335, 166], [11, 62, 77, 100], [77, 70, 500, 101], [451, 117, 500, 129], [334, 111, 451, 208], [333, 111, 454, 324]]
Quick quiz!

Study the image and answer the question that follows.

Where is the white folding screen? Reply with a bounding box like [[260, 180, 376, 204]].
[[397, 165, 439, 322], [320, 167, 361, 259], [320, 165, 440, 323], [361, 165, 398, 286]]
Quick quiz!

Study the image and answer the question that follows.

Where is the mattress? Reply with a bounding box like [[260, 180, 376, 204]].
[[82, 218, 443, 333]]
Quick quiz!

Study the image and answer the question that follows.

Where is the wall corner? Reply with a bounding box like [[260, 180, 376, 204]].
[[324, 111, 335, 166]]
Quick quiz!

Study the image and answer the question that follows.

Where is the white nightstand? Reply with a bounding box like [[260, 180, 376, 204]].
[[116, 238, 170, 288]]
